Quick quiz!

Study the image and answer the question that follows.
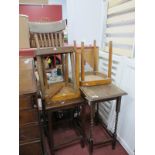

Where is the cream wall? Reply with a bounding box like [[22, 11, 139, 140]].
[[66, 0, 106, 46]]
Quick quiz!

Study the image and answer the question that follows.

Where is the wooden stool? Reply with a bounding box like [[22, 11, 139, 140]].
[[75, 41, 113, 86]]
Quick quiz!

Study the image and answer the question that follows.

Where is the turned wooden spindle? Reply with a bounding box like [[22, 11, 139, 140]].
[[74, 41, 80, 90], [108, 41, 113, 78], [81, 42, 85, 81]]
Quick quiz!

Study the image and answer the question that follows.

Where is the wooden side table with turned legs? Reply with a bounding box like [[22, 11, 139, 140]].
[[43, 98, 86, 155], [80, 84, 127, 155]]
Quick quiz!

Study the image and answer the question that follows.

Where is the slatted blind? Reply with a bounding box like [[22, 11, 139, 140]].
[[104, 0, 135, 58], [99, 0, 135, 125]]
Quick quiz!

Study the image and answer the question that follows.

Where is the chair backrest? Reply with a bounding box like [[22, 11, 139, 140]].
[[29, 20, 66, 48]]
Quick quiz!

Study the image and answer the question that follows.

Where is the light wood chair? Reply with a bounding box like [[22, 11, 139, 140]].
[[29, 20, 80, 102], [35, 47, 80, 102], [29, 21, 84, 154], [75, 40, 113, 86]]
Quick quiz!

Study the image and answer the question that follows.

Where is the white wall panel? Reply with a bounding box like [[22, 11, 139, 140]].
[[67, 0, 106, 46], [117, 58, 135, 155]]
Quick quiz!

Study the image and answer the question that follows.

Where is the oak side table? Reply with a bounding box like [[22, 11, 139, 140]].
[[44, 98, 86, 155], [80, 84, 127, 155]]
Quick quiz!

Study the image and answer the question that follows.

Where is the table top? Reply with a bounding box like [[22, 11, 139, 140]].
[[19, 57, 37, 95], [80, 84, 127, 102], [45, 97, 85, 111]]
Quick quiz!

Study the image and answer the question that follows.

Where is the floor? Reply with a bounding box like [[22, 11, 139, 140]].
[[44, 121, 128, 155]]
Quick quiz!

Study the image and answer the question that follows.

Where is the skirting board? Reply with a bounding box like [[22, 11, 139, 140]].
[[117, 134, 135, 155]]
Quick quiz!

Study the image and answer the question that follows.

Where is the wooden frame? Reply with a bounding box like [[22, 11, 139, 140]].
[[75, 40, 113, 86], [36, 47, 80, 102]]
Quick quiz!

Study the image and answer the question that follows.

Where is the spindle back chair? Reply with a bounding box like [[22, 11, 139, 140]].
[[29, 20, 66, 48]]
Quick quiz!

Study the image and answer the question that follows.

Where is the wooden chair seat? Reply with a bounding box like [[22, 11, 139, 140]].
[[80, 71, 111, 86], [44, 82, 80, 103]]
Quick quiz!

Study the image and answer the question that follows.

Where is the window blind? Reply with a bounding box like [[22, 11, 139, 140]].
[[104, 0, 135, 58], [99, 0, 135, 125]]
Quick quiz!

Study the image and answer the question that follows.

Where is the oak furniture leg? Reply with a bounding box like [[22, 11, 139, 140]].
[[64, 53, 69, 84], [95, 103, 99, 125], [112, 96, 121, 149], [79, 106, 85, 148], [89, 138, 93, 155], [48, 111, 55, 155], [89, 102, 95, 155], [81, 42, 85, 81], [81, 103, 86, 144]]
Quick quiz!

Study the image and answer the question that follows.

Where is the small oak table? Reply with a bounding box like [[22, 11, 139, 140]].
[[44, 98, 86, 155], [80, 84, 127, 155]]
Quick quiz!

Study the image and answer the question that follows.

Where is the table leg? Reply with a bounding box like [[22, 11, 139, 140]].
[[35, 95, 45, 155], [42, 99, 48, 136], [95, 103, 99, 125], [112, 96, 121, 149], [89, 102, 95, 155], [48, 111, 55, 155], [89, 138, 93, 155], [81, 103, 86, 147]]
